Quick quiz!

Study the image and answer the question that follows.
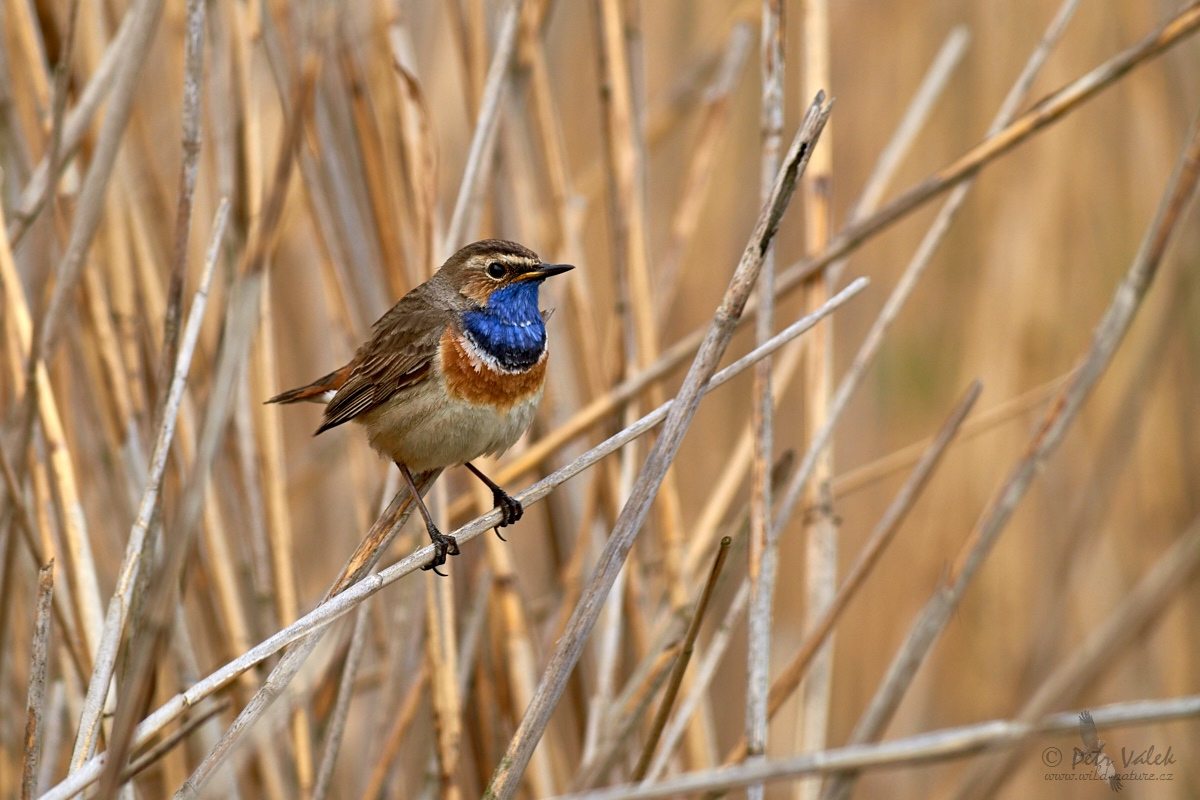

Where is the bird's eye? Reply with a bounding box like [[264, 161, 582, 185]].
[[486, 262, 506, 279]]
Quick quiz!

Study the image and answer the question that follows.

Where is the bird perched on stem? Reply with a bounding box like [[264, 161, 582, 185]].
[[269, 239, 573, 573]]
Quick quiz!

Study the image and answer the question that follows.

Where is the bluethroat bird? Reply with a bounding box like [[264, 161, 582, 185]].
[[268, 239, 573, 573]]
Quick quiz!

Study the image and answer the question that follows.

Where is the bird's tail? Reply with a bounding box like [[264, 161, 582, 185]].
[[266, 364, 352, 405]]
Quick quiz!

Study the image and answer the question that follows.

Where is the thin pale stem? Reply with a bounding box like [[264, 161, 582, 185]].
[[632, 537, 732, 781], [69, 200, 230, 771], [547, 696, 1200, 800], [21, 561, 54, 800], [745, 3, 784, 795]]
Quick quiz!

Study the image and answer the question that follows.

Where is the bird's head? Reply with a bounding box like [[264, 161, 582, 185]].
[[442, 239, 573, 311], [440, 240, 573, 370]]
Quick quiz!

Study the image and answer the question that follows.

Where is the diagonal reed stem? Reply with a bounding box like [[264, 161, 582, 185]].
[[21, 561, 54, 800], [631, 536, 732, 782], [548, 694, 1200, 800], [69, 199, 230, 772], [482, 93, 833, 800], [718, 379, 983, 772]]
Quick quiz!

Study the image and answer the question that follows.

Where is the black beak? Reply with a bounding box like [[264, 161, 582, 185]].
[[518, 263, 574, 282]]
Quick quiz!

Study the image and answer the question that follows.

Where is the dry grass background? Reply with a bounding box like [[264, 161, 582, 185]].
[[1, 0, 1199, 798]]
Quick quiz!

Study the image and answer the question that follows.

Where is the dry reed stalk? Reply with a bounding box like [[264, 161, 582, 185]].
[[682, 25, 969, 579], [5, 0, 167, 247], [250, 269, 313, 793], [411, 554, 496, 799], [949, 513, 1200, 799], [157, 0, 207, 408], [640, 452, 797, 783], [744, 2, 784, 795], [79, 257, 137, 478], [96, 62, 316, 797], [549, 695, 1200, 800], [0, 191, 103, 686], [34, 0, 81, 336], [20, 561, 53, 800], [2, 0, 49, 120], [575, 644, 679, 790], [28, 0, 164, 365], [388, 26, 438, 281], [543, 481, 599, 661], [586, 0, 654, 767], [174, 472, 435, 800], [517, 54, 649, 766], [443, 0, 526, 254], [483, 94, 833, 800], [653, 20, 755, 318], [0, 444, 86, 684], [579, 612, 680, 776], [99, 207, 148, 425], [642, 583, 749, 784], [115, 176, 258, 682], [120, 700, 233, 785], [152, 647, 189, 793], [0, 0, 165, 712], [1016, 264, 1192, 698], [631, 537, 732, 782], [794, 6, 836, 795], [0, 252, 89, 690], [572, 40, 723, 205], [719, 380, 982, 772], [358, 662, 429, 800], [67, 199, 230, 773], [821, 101, 1200, 800], [594, 0, 688, 616], [355, 56, 414, 294], [733, 9, 1083, 788], [7, 0, 70, 247], [474, 467, 560, 797], [426, 555, 464, 800]]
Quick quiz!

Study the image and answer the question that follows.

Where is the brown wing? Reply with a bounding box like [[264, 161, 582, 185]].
[[316, 285, 452, 434]]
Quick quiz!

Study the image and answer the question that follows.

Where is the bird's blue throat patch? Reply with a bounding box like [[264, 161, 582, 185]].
[[462, 280, 547, 371]]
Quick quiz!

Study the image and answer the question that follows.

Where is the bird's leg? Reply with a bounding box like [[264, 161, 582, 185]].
[[397, 462, 458, 574], [463, 461, 522, 541]]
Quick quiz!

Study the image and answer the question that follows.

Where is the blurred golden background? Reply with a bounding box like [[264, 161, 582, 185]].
[[0, 0, 1198, 798]]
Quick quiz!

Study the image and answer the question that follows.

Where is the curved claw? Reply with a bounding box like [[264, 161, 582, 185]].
[[421, 529, 459, 575], [492, 489, 524, 528], [493, 526, 508, 542]]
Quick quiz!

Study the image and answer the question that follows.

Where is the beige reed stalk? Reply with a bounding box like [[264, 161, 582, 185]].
[[745, 3, 785, 799], [795, 6, 836, 797]]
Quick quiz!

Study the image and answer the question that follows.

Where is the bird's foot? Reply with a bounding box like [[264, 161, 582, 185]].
[[421, 525, 460, 576], [490, 488, 523, 541]]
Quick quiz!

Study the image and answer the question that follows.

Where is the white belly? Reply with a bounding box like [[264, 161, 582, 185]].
[[353, 377, 542, 472]]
